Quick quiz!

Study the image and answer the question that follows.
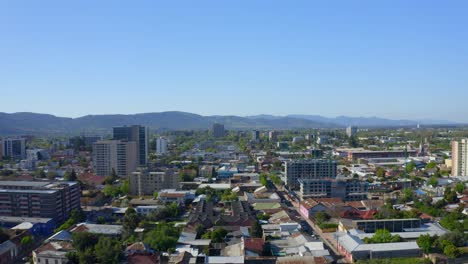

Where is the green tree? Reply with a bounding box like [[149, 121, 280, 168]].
[[443, 242, 460, 258], [250, 221, 263, 238], [406, 161, 416, 173], [122, 208, 140, 238], [428, 176, 438, 187], [425, 161, 437, 170], [210, 227, 228, 243], [417, 234, 436, 253], [375, 167, 386, 178], [259, 173, 268, 186], [144, 223, 180, 252], [94, 236, 121, 264], [363, 229, 401, 244], [120, 180, 130, 195], [314, 212, 330, 225], [454, 182, 465, 193], [65, 169, 78, 181]]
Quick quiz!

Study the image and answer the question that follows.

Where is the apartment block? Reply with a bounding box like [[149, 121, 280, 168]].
[[129, 170, 180, 196], [113, 125, 149, 166], [92, 140, 137, 178], [156, 137, 168, 154], [212, 123, 225, 138], [452, 139, 468, 176], [346, 126, 358, 137], [0, 181, 80, 223], [285, 159, 337, 189], [298, 179, 368, 201], [2, 138, 26, 160]]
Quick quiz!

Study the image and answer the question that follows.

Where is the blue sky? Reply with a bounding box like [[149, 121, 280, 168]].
[[1, 1, 467, 122]]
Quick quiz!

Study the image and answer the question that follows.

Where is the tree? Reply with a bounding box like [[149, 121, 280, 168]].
[[65, 169, 77, 181], [144, 223, 180, 252], [122, 208, 140, 238], [406, 161, 416, 173], [314, 212, 330, 225], [210, 227, 228, 243], [111, 168, 118, 182], [120, 180, 130, 195], [20, 235, 34, 251], [375, 167, 386, 178], [72, 232, 99, 252], [259, 173, 268, 186], [455, 182, 465, 194], [94, 236, 121, 264], [250, 221, 263, 238], [417, 234, 435, 253], [363, 229, 401, 244], [428, 176, 438, 187], [425, 161, 437, 170], [443, 242, 460, 258]]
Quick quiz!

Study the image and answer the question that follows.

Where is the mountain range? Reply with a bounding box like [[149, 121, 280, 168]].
[[0, 112, 459, 135]]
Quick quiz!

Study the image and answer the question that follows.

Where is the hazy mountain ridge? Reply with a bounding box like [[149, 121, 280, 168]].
[[0, 111, 458, 135]]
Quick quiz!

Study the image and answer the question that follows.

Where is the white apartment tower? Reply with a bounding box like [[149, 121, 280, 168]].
[[452, 139, 468, 176], [156, 137, 168, 154], [92, 140, 137, 178]]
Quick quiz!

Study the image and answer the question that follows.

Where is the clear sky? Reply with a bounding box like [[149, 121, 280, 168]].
[[1, 1, 467, 122]]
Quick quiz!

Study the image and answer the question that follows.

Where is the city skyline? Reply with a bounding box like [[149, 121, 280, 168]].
[[1, 1, 468, 121]]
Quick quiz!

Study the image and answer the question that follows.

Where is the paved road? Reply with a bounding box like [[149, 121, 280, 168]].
[[277, 187, 349, 263]]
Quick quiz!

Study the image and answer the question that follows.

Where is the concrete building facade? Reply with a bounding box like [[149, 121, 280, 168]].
[[92, 140, 137, 178], [113, 125, 149, 166], [2, 138, 26, 160], [285, 159, 337, 189], [212, 123, 225, 138], [156, 137, 168, 155], [452, 139, 468, 176], [298, 179, 368, 201], [0, 181, 80, 223], [129, 170, 180, 196]]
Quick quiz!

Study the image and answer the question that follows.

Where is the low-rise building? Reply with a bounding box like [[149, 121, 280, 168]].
[[130, 169, 179, 196]]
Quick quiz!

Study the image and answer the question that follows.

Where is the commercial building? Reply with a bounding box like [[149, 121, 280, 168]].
[[0, 181, 80, 223], [2, 138, 26, 160], [285, 159, 337, 189], [347, 149, 417, 161], [129, 169, 180, 196], [452, 139, 468, 176], [92, 140, 137, 178], [156, 136, 168, 154], [113, 125, 149, 166], [212, 123, 225, 138], [298, 179, 368, 201], [346, 126, 358, 137]]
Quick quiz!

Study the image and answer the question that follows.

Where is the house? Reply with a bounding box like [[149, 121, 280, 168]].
[[299, 199, 327, 219], [32, 230, 74, 264], [244, 238, 264, 256], [158, 189, 195, 205], [187, 201, 256, 229], [0, 216, 55, 237], [71, 223, 123, 236]]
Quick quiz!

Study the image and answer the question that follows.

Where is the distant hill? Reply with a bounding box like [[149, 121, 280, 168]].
[[0, 111, 458, 135]]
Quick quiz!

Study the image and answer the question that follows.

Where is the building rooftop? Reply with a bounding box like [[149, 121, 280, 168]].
[[71, 223, 123, 235], [0, 216, 53, 224]]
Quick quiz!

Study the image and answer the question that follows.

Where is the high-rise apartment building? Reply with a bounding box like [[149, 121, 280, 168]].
[[452, 139, 468, 176], [113, 125, 148, 166], [285, 159, 337, 189], [129, 170, 180, 196], [156, 137, 168, 154], [0, 181, 80, 223], [2, 138, 26, 160], [346, 126, 358, 137], [252, 130, 260, 141], [269, 131, 278, 141], [212, 123, 225, 138], [92, 140, 137, 178]]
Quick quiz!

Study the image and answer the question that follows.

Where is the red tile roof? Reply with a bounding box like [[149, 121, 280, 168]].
[[244, 238, 264, 253]]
